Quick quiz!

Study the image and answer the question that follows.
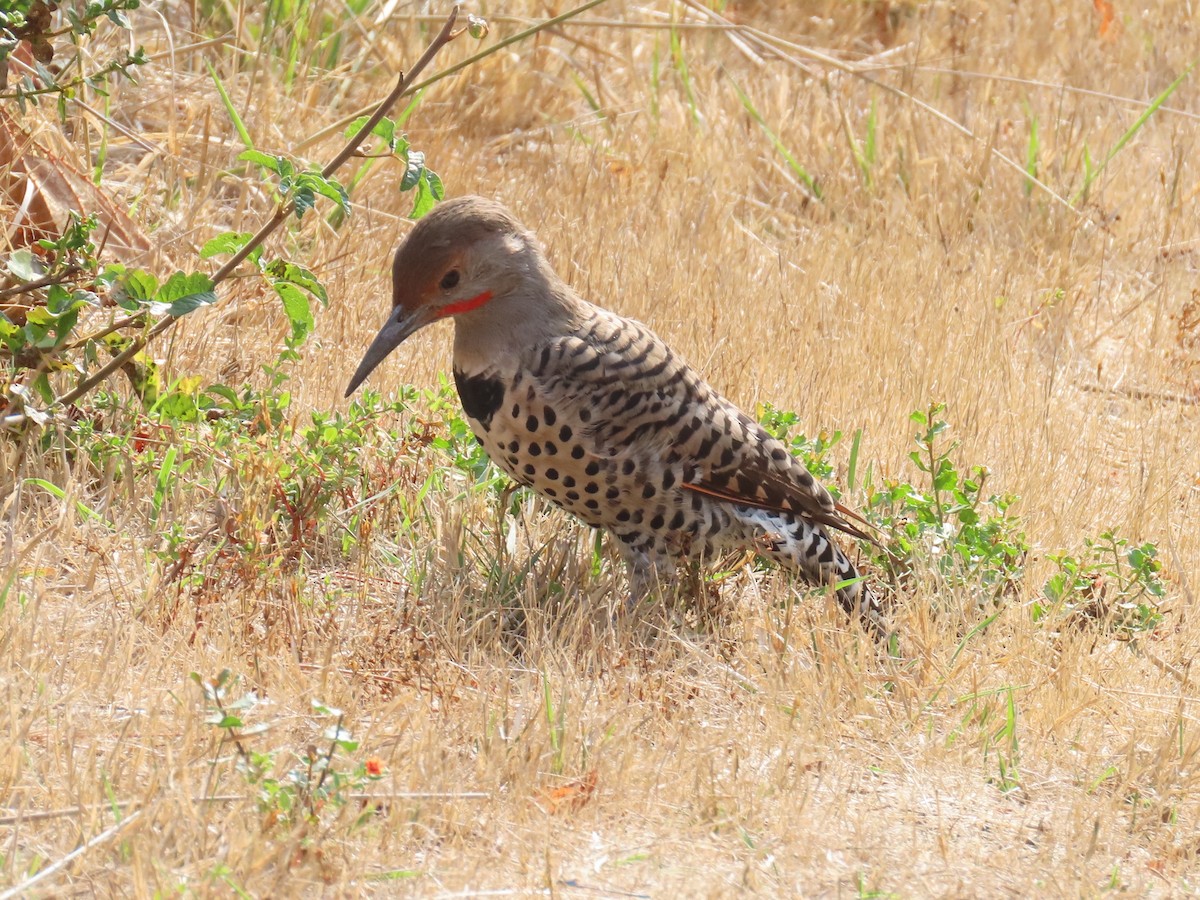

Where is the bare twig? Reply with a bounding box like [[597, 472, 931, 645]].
[[51, 6, 465, 412]]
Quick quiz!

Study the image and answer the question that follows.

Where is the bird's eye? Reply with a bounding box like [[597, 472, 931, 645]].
[[440, 270, 460, 290]]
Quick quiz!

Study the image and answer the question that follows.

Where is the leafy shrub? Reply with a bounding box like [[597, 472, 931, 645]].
[[1035, 531, 1165, 635]]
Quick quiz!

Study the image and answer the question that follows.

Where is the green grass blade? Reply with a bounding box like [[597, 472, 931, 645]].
[[1024, 111, 1039, 196], [1074, 60, 1195, 202], [151, 445, 178, 526], [729, 76, 822, 200], [208, 61, 254, 151], [23, 478, 114, 529], [848, 428, 862, 492]]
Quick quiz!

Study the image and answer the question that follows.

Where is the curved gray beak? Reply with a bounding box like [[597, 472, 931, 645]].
[[345, 306, 428, 397]]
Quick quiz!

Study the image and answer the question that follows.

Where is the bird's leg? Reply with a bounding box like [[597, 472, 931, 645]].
[[616, 542, 674, 614]]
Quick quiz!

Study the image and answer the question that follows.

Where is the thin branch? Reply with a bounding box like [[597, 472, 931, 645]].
[[296, 0, 615, 154], [51, 6, 464, 412], [0, 266, 81, 299]]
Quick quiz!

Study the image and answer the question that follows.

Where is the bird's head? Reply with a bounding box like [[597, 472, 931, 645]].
[[345, 195, 537, 397]]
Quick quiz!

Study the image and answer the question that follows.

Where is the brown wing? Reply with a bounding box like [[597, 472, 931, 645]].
[[519, 305, 874, 544]]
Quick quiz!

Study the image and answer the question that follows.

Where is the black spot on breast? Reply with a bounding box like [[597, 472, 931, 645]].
[[571, 445, 586, 460], [563, 476, 576, 488], [662, 469, 676, 489], [559, 425, 573, 442], [669, 511, 685, 530], [585, 461, 600, 476], [650, 513, 665, 530], [454, 368, 505, 429], [544, 406, 557, 426], [546, 468, 560, 480], [526, 414, 539, 432]]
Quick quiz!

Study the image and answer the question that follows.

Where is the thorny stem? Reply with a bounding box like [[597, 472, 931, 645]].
[[50, 6, 464, 412]]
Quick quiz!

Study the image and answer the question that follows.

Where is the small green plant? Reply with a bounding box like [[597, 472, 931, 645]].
[[1035, 531, 1165, 635], [1, 214, 216, 419], [756, 402, 844, 493], [0, 1, 147, 112], [863, 404, 1029, 600], [193, 670, 385, 829]]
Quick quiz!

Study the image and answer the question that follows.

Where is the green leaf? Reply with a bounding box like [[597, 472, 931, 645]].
[[296, 171, 350, 216], [23, 305, 79, 348], [5, 248, 42, 281], [239, 149, 284, 176], [400, 149, 425, 192], [267, 261, 328, 305], [344, 115, 398, 152], [46, 284, 86, 315], [273, 281, 313, 341], [155, 271, 217, 317], [411, 168, 444, 218], [22, 478, 114, 528], [200, 231, 258, 262], [293, 186, 315, 219], [211, 61, 255, 151], [0, 315, 21, 352], [118, 269, 160, 304]]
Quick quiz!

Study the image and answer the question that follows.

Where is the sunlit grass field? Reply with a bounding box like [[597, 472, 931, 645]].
[[3, 1, 1200, 894]]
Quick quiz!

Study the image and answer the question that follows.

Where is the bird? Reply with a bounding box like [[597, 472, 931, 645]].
[[346, 196, 884, 631]]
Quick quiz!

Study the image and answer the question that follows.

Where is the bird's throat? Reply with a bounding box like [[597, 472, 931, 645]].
[[437, 290, 494, 319]]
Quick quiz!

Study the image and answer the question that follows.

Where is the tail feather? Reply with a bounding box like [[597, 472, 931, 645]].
[[730, 506, 887, 634]]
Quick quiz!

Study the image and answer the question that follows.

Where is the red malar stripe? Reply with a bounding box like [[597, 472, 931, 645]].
[[437, 290, 494, 318]]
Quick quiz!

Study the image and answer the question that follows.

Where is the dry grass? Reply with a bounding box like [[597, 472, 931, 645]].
[[4, 0, 1200, 895]]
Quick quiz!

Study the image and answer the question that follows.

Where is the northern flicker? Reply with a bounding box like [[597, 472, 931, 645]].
[[346, 196, 884, 629]]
